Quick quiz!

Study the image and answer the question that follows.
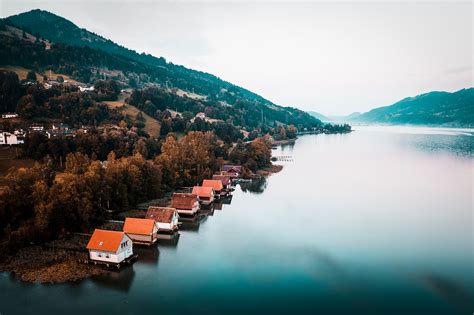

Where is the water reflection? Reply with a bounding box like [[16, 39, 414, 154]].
[[157, 232, 180, 247], [239, 178, 267, 194], [178, 214, 208, 232], [134, 246, 160, 264], [91, 265, 136, 293], [420, 274, 473, 312], [221, 195, 233, 204]]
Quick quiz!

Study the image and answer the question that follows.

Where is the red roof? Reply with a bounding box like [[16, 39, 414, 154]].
[[86, 229, 125, 252], [171, 193, 198, 210], [146, 206, 176, 223], [123, 218, 156, 235], [202, 179, 223, 191], [192, 186, 214, 198], [212, 174, 231, 186]]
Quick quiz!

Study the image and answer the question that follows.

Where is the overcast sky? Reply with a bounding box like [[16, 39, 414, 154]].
[[1, 1, 472, 115]]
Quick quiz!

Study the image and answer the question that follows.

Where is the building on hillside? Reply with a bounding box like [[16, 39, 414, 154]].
[[78, 85, 95, 92], [0, 131, 24, 145], [146, 206, 179, 233], [46, 129, 75, 139], [52, 123, 70, 130], [202, 179, 224, 198], [123, 217, 158, 245], [192, 186, 215, 206], [1, 112, 18, 119], [212, 174, 233, 193], [222, 165, 242, 177], [170, 193, 200, 216], [195, 112, 206, 119], [86, 229, 133, 264], [29, 124, 44, 132]]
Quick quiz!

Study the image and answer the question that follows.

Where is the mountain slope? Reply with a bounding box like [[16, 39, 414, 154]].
[[353, 89, 474, 127], [308, 111, 330, 121], [1, 10, 322, 130], [5, 9, 270, 104]]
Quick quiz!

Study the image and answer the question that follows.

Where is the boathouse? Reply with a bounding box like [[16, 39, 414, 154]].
[[86, 229, 133, 264], [202, 179, 224, 197], [146, 206, 179, 233], [171, 193, 200, 215], [212, 174, 232, 192], [192, 186, 215, 205], [222, 165, 242, 177], [123, 218, 158, 245]]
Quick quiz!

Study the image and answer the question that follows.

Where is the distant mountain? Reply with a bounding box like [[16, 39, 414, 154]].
[[308, 111, 330, 121], [1, 9, 322, 129], [354, 89, 474, 127]]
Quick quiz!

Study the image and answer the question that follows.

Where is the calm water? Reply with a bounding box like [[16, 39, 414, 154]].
[[1, 126, 473, 315]]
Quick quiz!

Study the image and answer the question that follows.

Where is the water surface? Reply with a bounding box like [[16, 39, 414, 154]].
[[1, 126, 473, 315]]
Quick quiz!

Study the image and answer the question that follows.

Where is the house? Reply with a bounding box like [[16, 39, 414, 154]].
[[78, 85, 95, 92], [146, 206, 179, 233], [52, 123, 70, 130], [212, 174, 232, 193], [171, 193, 200, 215], [195, 112, 206, 119], [1, 112, 18, 119], [0, 131, 24, 145], [86, 229, 133, 264], [192, 186, 215, 205], [222, 165, 242, 177], [202, 179, 224, 198], [123, 217, 158, 245], [29, 124, 44, 132], [46, 129, 75, 139]]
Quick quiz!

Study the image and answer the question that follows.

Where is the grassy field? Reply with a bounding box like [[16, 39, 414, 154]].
[[0, 66, 81, 84], [104, 96, 161, 138]]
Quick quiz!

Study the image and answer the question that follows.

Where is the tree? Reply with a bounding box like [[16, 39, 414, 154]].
[[26, 71, 37, 82]]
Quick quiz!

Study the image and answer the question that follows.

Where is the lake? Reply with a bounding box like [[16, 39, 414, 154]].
[[1, 126, 473, 315]]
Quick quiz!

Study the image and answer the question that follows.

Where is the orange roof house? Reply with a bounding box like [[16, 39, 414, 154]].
[[202, 179, 223, 192], [192, 186, 215, 205], [87, 229, 126, 252], [86, 229, 134, 263], [146, 206, 179, 232], [212, 174, 231, 186], [123, 218, 158, 244], [171, 193, 200, 215]]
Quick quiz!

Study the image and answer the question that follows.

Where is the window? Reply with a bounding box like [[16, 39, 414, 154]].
[[105, 254, 110, 259], [98, 253, 102, 257]]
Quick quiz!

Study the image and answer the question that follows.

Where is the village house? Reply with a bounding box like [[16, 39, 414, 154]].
[[192, 186, 215, 205], [1, 112, 18, 119], [146, 206, 179, 233], [195, 112, 206, 119], [123, 217, 158, 245], [171, 193, 200, 216], [46, 129, 75, 139], [222, 165, 242, 178], [29, 124, 44, 132], [86, 229, 133, 264], [212, 174, 233, 193], [202, 179, 224, 198], [0, 131, 24, 145], [52, 123, 70, 130]]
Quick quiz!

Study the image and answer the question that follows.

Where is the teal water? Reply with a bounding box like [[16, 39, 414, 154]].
[[1, 126, 473, 314]]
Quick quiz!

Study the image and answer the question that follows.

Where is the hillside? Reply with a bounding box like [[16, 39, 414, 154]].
[[308, 111, 330, 122], [1, 10, 322, 131], [353, 89, 474, 127]]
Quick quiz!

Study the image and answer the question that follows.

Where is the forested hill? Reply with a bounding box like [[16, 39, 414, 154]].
[[1, 9, 322, 131], [353, 88, 474, 127], [5, 9, 269, 105]]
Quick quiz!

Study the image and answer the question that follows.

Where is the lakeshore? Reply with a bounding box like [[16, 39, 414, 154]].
[[0, 163, 283, 283]]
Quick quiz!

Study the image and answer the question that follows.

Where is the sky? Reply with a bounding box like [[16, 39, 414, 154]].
[[1, 1, 472, 115]]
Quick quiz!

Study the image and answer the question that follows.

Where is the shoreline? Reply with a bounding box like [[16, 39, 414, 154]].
[[0, 163, 282, 284]]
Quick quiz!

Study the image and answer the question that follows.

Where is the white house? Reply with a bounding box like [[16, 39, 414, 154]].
[[1, 113, 18, 119], [0, 131, 24, 145], [78, 85, 95, 92], [86, 229, 133, 264], [146, 206, 179, 233], [123, 217, 158, 245]]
